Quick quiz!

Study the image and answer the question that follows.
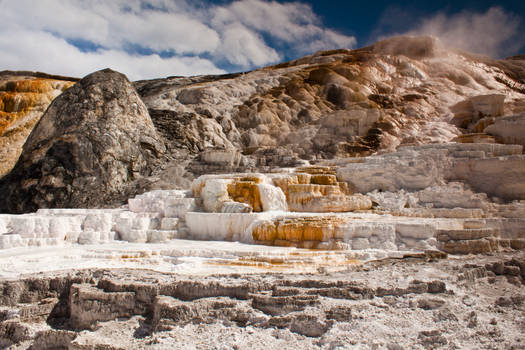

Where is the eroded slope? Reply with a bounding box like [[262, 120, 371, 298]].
[[0, 72, 76, 176]]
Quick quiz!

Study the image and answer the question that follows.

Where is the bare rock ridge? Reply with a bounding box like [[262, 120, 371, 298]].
[[136, 35, 525, 175], [0, 69, 165, 213], [1, 35, 525, 213]]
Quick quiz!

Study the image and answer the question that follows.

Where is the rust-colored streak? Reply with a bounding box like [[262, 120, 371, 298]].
[[0, 78, 74, 176], [227, 180, 263, 212]]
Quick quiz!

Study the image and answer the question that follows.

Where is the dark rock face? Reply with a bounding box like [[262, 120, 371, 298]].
[[0, 69, 165, 213]]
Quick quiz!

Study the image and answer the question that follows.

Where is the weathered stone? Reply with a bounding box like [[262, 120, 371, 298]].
[[69, 284, 137, 330], [0, 69, 165, 213], [485, 113, 525, 147], [417, 298, 445, 310], [439, 238, 497, 254], [0, 74, 77, 177]]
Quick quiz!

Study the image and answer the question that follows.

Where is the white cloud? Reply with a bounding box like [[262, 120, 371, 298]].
[[217, 23, 280, 67], [406, 7, 523, 58], [0, 29, 224, 80], [212, 0, 357, 58], [0, 0, 356, 79], [1, 0, 220, 55]]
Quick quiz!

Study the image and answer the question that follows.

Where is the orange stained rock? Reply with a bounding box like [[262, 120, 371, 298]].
[[296, 173, 311, 184], [238, 175, 264, 184], [286, 184, 342, 210], [207, 254, 360, 272], [252, 216, 345, 243], [0, 92, 51, 113], [272, 175, 301, 198], [338, 181, 353, 195], [227, 180, 263, 212], [0, 78, 73, 93], [272, 172, 362, 212], [0, 79, 74, 136], [252, 221, 278, 241], [452, 133, 496, 144], [288, 184, 341, 196], [310, 174, 338, 185], [191, 180, 207, 198], [0, 78, 75, 175]]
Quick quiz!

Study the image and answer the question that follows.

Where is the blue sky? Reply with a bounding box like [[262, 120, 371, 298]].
[[309, 1, 525, 46], [0, 0, 523, 80]]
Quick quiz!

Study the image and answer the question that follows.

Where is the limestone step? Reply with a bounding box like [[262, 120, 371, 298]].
[[451, 133, 496, 145], [439, 237, 525, 255], [436, 228, 496, 242], [438, 237, 499, 254]]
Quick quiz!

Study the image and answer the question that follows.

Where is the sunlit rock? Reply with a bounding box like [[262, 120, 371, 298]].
[[337, 143, 525, 200], [0, 76, 76, 176], [257, 183, 288, 211], [451, 94, 505, 129], [451, 133, 496, 144], [484, 113, 525, 147], [186, 212, 269, 242], [0, 69, 165, 213]]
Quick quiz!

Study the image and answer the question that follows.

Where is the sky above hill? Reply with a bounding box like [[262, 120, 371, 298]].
[[0, 0, 523, 80]]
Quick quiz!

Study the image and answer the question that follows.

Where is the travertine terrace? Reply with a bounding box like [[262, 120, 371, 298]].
[[0, 36, 524, 349]]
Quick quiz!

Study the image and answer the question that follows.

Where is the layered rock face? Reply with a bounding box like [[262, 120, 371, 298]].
[[0, 69, 165, 213], [0, 72, 76, 176], [0, 255, 524, 349], [1, 36, 525, 212], [137, 36, 525, 173]]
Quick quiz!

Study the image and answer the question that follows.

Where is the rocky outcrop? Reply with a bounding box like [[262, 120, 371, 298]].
[[1, 37, 525, 211], [484, 113, 525, 147], [0, 73, 75, 176], [336, 143, 525, 201], [1, 254, 524, 349], [136, 36, 525, 175], [450, 94, 505, 129], [0, 69, 165, 213]]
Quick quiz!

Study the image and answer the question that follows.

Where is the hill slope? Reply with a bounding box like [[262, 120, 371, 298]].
[[1, 36, 524, 212]]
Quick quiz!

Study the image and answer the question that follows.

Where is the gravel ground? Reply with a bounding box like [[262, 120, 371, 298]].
[[1, 251, 524, 349]]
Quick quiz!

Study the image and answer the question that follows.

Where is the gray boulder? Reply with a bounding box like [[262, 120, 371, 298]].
[[0, 69, 165, 213]]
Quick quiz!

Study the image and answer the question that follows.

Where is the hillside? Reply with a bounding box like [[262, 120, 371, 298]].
[[1, 36, 524, 212]]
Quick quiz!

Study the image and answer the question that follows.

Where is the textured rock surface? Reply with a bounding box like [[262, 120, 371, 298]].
[[0, 69, 165, 213], [484, 113, 525, 147], [0, 72, 76, 176], [336, 143, 525, 201], [0, 253, 524, 349], [137, 35, 525, 177], [2, 158, 525, 254], [0, 35, 524, 349]]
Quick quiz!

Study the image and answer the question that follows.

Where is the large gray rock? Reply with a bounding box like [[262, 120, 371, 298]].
[[0, 69, 165, 213]]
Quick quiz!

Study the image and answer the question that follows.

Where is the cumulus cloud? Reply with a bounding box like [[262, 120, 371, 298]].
[[212, 0, 356, 60], [217, 23, 280, 67], [0, 28, 224, 81], [405, 7, 523, 58], [0, 0, 356, 79]]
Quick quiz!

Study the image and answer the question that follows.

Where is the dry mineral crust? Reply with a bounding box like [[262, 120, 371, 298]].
[[0, 253, 524, 349]]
